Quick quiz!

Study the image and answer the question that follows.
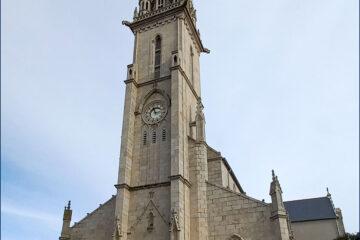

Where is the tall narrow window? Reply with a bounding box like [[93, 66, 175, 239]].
[[152, 130, 157, 144], [154, 36, 161, 79], [190, 47, 194, 84], [162, 128, 166, 142], [143, 131, 148, 145], [147, 212, 154, 231]]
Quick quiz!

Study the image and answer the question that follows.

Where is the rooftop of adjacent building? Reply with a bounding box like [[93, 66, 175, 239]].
[[284, 195, 338, 222]]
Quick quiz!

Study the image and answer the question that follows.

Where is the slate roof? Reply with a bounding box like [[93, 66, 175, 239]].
[[284, 197, 337, 222]]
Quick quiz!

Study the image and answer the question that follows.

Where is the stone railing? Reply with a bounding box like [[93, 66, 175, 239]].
[[134, 1, 183, 22]]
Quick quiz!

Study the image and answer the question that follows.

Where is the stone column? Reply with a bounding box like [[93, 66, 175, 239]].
[[170, 64, 188, 240], [114, 78, 138, 240], [189, 101, 208, 240]]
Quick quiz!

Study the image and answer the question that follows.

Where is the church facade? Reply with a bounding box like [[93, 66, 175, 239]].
[[59, 1, 293, 239]]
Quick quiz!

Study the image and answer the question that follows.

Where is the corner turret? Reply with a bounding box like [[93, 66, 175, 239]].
[[270, 170, 286, 217], [327, 188, 346, 236], [59, 201, 72, 240], [269, 170, 292, 240]]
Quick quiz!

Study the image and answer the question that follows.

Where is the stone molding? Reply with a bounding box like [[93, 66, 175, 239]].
[[170, 65, 200, 101], [124, 75, 171, 88], [115, 182, 171, 191], [169, 174, 192, 188], [270, 213, 289, 220], [123, 1, 208, 53]]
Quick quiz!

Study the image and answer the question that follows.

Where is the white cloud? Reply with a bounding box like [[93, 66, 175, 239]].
[[1, 203, 61, 230]]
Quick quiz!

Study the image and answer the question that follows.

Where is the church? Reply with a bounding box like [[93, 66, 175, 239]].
[[59, 1, 294, 239]]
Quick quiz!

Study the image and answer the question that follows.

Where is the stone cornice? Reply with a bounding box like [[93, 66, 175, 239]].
[[169, 175, 192, 188], [124, 75, 171, 88], [115, 182, 171, 191], [124, 79, 138, 87], [123, 1, 209, 53], [270, 212, 289, 220], [114, 178, 190, 191]]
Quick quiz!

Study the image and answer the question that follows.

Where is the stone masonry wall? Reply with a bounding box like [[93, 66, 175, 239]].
[[208, 159, 241, 193], [70, 197, 116, 240], [207, 183, 275, 240]]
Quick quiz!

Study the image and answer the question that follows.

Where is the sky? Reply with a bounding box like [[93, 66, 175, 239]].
[[1, 0, 359, 239]]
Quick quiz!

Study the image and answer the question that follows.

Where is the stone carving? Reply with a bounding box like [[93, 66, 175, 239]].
[[129, 199, 168, 231], [169, 209, 180, 232], [113, 217, 123, 240]]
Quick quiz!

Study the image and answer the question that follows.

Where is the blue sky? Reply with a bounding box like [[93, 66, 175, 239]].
[[2, 0, 358, 239]]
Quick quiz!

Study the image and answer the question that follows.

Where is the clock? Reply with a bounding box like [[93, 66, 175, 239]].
[[142, 101, 168, 124]]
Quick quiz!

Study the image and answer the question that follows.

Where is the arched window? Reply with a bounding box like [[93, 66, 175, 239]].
[[154, 36, 161, 79], [147, 212, 154, 231]]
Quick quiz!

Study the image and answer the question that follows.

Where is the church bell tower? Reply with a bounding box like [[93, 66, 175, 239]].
[[114, 0, 210, 239]]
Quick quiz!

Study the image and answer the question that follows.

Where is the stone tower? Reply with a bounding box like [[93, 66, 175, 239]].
[[115, 0, 210, 239], [59, 1, 294, 239]]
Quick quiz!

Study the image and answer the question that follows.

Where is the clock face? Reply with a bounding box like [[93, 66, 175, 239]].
[[143, 101, 167, 124]]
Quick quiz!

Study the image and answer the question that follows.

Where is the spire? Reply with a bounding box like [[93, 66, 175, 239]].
[[59, 201, 72, 240], [269, 171, 292, 239], [272, 169, 276, 181], [133, 7, 138, 19], [269, 170, 286, 215]]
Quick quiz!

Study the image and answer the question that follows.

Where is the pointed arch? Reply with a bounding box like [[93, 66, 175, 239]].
[[129, 199, 169, 230], [136, 88, 171, 114], [190, 46, 194, 84], [231, 233, 246, 240], [154, 35, 162, 79]]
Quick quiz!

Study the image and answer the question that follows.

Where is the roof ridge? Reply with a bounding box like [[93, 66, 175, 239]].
[[284, 196, 328, 203]]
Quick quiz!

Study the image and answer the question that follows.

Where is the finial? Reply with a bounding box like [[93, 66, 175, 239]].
[[272, 170, 275, 181], [196, 99, 204, 113], [67, 201, 71, 210], [327, 187, 331, 197]]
